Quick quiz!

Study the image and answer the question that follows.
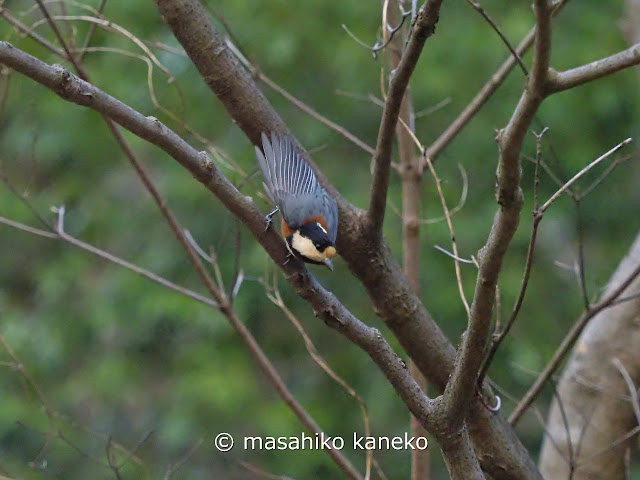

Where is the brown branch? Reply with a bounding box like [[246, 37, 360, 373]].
[[477, 128, 548, 387], [510, 261, 640, 425], [547, 43, 640, 94], [383, 4, 430, 477], [367, 0, 444, 235]]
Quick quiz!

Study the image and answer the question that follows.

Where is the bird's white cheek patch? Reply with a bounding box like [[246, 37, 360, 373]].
[[290, 231, 326, 262]]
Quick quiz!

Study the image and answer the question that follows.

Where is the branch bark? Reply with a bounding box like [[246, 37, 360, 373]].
[[546, 43, 640, 93]]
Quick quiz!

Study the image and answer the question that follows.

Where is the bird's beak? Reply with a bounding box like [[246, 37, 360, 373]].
[[323, 259, 334, 271]]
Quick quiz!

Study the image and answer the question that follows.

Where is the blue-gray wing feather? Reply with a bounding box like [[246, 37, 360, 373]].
[[255, 133, 338, 242]]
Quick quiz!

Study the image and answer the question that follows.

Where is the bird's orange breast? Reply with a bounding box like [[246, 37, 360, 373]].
[[281, 218, 293, 238]]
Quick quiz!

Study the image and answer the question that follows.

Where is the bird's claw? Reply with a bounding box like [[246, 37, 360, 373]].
[[264, 207, 279, 231]]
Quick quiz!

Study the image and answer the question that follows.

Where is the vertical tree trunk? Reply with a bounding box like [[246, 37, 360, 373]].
[[538, 233, 640, 479]]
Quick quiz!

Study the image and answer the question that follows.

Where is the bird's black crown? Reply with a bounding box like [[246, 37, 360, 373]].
[[298, 221, 333, 252]]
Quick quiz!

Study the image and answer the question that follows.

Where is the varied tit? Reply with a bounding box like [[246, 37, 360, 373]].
[[255, 133, 338, 270]]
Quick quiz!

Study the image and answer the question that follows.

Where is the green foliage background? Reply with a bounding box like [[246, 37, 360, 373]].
[[1, 0, 639, 478]]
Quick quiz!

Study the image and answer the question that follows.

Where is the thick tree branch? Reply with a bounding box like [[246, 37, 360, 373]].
[[547, 43, 640, 93], [367, 0, 444, 235]]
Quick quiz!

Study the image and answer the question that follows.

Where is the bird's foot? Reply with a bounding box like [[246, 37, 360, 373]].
[[264, 207, 280, 231]]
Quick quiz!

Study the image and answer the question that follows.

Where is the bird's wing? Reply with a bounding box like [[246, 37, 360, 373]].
[[255, 133, 323, 228]]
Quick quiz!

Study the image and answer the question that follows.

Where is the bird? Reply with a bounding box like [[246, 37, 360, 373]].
[[255, 132, 338, 270]]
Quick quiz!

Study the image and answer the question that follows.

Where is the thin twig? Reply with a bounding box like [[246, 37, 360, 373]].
[[78, 0, 108, 62], [577, 153, 633, 200], [1, 212, 219, 308], [341, 9, 411, 59], [539, 138, 632, 213], [425, 155, 470, 316], [163, 436, 205, 480], [0, 169, 54, 230], [464, 0, 528, 75], [433, 245, 475, 264], [419, 163, 468, 224], [612, 358, 640, 426], [265, 280, 373, 480], [0, 8, 65, 57], [425, 0, 571, 163]]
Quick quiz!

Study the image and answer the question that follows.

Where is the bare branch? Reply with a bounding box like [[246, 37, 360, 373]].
[[464, 0, 528, 75], [477, 128, 549, 387], [440, 0, 553, 430], [539, 138, 632, 213], [547, 43, 640, 93]]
